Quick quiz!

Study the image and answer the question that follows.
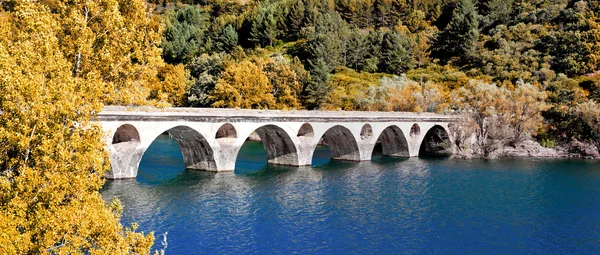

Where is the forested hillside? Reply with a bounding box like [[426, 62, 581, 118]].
[[156, 0, 600, 157], [0, 0, 599, 252]]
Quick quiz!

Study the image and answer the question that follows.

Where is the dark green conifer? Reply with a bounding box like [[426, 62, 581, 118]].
[[162, 6, 210, 64], [374, 0, 393, 28], [379, 30, 415, 74], [346, 29, 368, 70], [304, 57, 331, 109], [288, 0, 306, 39], [250, 4, 279, 47], [215, 25, 238, 53], [432, 0, 479, 64]]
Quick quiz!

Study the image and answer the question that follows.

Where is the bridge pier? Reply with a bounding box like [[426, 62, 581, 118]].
[[106, 141, 145, 179], [296, 136, 316, 166], [211, 138, 239, 172]]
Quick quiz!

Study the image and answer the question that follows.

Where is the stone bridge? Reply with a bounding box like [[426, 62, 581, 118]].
[[99, 106, 457, 179]]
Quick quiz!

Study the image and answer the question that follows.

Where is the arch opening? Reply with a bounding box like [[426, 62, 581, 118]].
[[235, 125, 299, 173], [360, 124, 373, 140], [419, 125, 451, 157], [112, 124, 140, 144], [297, 123, 314, 137], [410, 124, 421, 137], [372, 125, 410, 159], [138, 126, 216, 183], [216, 123, 237, 139], [312, 125, 361, 165]]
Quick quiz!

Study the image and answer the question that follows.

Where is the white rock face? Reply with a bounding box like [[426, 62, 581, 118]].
[[499, 139, 600, 159]]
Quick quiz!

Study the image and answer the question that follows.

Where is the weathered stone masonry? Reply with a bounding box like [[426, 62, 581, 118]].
[[98, 107, 456, 179]]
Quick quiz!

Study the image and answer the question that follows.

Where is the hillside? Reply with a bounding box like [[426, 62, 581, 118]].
[[156, 0, 600, 157]]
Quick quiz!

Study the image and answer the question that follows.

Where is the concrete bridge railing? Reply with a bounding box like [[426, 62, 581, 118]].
[[98, 106, 457, 179]]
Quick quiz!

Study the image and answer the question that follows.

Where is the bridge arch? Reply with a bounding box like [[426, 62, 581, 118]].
[[112, 124, 140, 144], [360, 124, 373, 140], [239, 124, 300, 167], [410, 123, 421, 137], [115, 125, 218, 177], [297, 123, 314, 137], [374, 125, 410, 157], [419, 125, 451, 157], [316, 125, 361, 162], [216, 123, 237, 139], [161, 126, 217, 171]]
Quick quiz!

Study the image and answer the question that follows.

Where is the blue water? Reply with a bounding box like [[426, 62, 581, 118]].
[[101, 135, 600, 254]]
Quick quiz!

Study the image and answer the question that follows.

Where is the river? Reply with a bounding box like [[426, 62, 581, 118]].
[[101, 135, 600, 254]]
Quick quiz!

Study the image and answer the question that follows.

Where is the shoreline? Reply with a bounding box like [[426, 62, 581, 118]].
[[249, 132, 600, 160], [467, 139, 600, 160]]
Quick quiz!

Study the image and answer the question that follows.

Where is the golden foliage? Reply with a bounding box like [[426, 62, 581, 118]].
[[509, 81, 549, 139], [0, 1, 153, 253], [322, 67, 386, 110], [211, 55, 305, 109], [458, 80, 548, 143], [211, 60, 275, 109], [361, 74, 449, 113], [41, 0, 166, 105], [153, 64, 187, 106], [263, 56, 306, 109]]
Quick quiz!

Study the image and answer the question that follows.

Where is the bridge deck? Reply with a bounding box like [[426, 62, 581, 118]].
[[99, 106, 458, 123]]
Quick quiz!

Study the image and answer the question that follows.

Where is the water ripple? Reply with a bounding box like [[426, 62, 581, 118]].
[[100, 137, 600, 254]]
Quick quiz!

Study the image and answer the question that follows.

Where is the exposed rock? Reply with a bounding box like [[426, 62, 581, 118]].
[[568, 140, 600, 159], [500, 140, 561, 158], [492, 139, 600, 159]]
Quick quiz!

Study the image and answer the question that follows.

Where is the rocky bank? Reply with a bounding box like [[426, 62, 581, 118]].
[[499, 139, 600, 159]]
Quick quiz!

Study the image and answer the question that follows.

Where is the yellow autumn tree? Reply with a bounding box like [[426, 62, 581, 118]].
[[323, 68, 383, 111], [263, 55, 306, 110], [509, 81, 549, 140], [152, 63, 187, 107], [211, 60, 276, 109], [0, 2, 153, 254], [38, 0, 165, 105], [456, 79, 548, 157], [361, 75, 448, 113]]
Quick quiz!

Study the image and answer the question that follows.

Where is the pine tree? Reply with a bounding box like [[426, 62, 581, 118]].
[[335, 0, 355, 23], [346, 29, 369, 70], [479, 0, 513, 32], [250, 3, 279, 47], [305, 57, 332, 109], [357, 0, 375, 28], [163, 6, 210, 64], [432, 0, 479, 64], [215, 25, 238, 53], [374, 0, 394, 28], [306, 12, 351, 67], [379, 30, 415, 74], [288, 0, 306, 39]]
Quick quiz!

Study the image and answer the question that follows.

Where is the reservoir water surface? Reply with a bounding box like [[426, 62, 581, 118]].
[[101, 135, 600, 254]]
